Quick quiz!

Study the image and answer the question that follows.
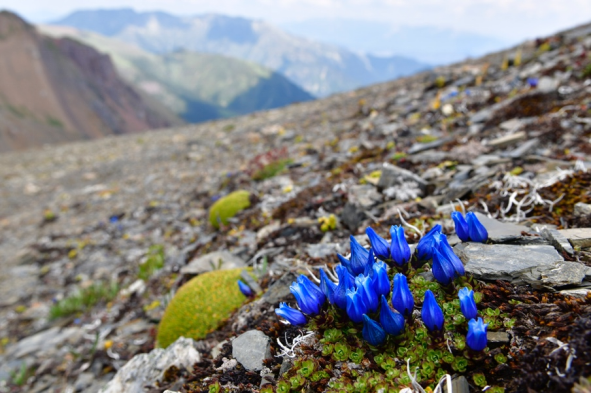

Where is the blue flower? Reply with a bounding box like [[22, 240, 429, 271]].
[[451, 212, 470, 242], [363, 248, 376, 277], [438, 236, 465, 277], [366, 227, 390, 261], [432, 248, 456, 285], [362, 314, 386, 346], [371, 261, 391, 297], [421, 290, 444, 332], [319, 268, 337, 304], [391, 273, 414, 316], [349, 235, 370, 276], [379, 295, 405, 336], [466, 212, 488, 243], [467, 317, 488, 351], [417, 224, 442, 260], [390, 225, 411, 266], [237, 280, 254, 297], [355, 274, 378, 312], [346, 287, 368, 323], [458, 287, 478, 320], [527, 77, 538, 88], [275, 302, 307, 326], [337, 254, 351, 272], [290, 275, 325, 315], [333, 265, 355, 310]]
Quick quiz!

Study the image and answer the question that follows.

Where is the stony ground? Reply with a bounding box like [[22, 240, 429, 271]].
[[1, 22, 591, 393]]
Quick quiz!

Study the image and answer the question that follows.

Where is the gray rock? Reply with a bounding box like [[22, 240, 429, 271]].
[[487, 131, 526, 149], [574, 202, 591, 217], [454, 243, 586, 287], [101, 337, 201, 393], [471, 154, 510, 167], [471, 212, 531, 243], [407, 137, 453, 155], [74, 372, 95, 392], [451, 375, 470, 393], [279, 357, 294, 377], [340, 203, 367, 231], [347, 184, 382, 209], [541, 228, 574, 255], [232, 330, 272, 371], [558, 228, 591, 248], [470, 108, 493, 124], [537, 76, 558, 93], [499, 118, 525, 132], [377, 163, 428, 192], [559, 288, 591, 299], [180, 251, 245, 275], [240, 270, 262, 294], [487, 331, 510, 344], [6, 326, 84, 359], [306, 243, 346, 259], [504, 138, 540, 158], [262, 272, 298, 305]]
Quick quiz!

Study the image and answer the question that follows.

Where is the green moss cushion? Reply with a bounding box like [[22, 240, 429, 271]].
[[157, 268, 246, 348], [208, 190, 251, 229]]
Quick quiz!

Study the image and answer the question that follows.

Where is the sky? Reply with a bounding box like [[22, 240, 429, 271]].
[[3, 0, 591, 44]]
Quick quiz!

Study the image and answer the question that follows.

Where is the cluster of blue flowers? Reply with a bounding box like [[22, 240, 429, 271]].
[[273, 213, 490, 351]]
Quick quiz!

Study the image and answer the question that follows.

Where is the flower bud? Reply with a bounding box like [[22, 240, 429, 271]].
[[237, 280, 254, 297], [466, 212, 488, 243], [349, 235, 370, 276], [275, 302, 307, 325], [392, 273, 414, 316], [319, 268, 337, 304], [366, 227, 390, 261], [346, 287, 368, 323], [421, 290, 444, 332], [467, 317, 488, 351], [290, 275, 325, 315], [379, 295, 405, 336], [432, 248, 455, 285], [458, 287, 478, 320], [452, 211, 470, 242], [333, 264, 355, 310], [417, 224, 442, 260], [362, 314, 386, 346], [390, 225, 411, 266]]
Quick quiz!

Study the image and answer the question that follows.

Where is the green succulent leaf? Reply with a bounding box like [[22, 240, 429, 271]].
[[473, 373, 487, 387]]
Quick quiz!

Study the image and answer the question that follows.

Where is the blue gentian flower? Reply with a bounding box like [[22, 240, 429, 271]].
[[466, 212, 488, 243], [417, 224, 442, 260], [290, 275, 325, 315], [432, 248, 456, 285], [355, 274, 378, 312], [527, 77, 538, 88], [363, 248, 376, 277], [467, 317, 488, 351], [337, 254, 351, 272], [391, 273, 414, 316], [275, 302, 307, 325], [346, 287, 368, 323], [333, 265, 355, 310], [379, 295, 405, 336], [362, 314, 386, 346], [458, 287, 478, 320], [390, 225, 411, 266], [421, 290, 444, 332], [366, 227, 390, 261], [372, 261, 391, 297], [237, 280, 254, 297], [319, 268, 337, 304], [438, 237, 465, 277], [451, 212, 470, 242], [349, 235, 370, 276]]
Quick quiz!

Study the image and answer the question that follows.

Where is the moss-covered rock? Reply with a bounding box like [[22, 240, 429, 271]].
[[208, 190, 251, 229], [157, 268, 246, 348]]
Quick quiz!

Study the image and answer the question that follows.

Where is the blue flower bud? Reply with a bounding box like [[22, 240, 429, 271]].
[[333, 264, 355, 310], [438, 236, 465, 277], [390, 225, 411, 266], [432, 248, 456, 285], [362, 314, 386, 346], [458, 287, 478, 320], [371, 261, 391, 297], [337, 253, 351, 272], [290, 275, 325, 315], [466, 212, 488, 243], [467, 317, 488, 351], [275, 302, 307, 325], [417, 224, 442, 260], [366, 227, 390, 261], [363, 248, 376, 277], [391, 273, 414, 316], [237, 280, 254, 297], [319, 268, 337, 304], [355, 274, 378, 312], [349, 235, 370, 276], [346, 287, 368, 323], [421, 290, 444, 332], [379, 295, 405, 336], [451, 211, 470, 242]]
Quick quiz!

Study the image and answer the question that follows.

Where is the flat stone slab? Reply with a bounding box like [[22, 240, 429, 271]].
[[6, 326, 84, 359], [471, 212, 533, 243], [232, 330, 272, 371], [487, 131, 526, 149], [306, 243, 347, 259], [558, 228, 591, 248], [541, 228, 574, 255], [455, 243, 585, 287], [181, 251, 245, 275]]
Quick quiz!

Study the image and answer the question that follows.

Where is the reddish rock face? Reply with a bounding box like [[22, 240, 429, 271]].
[[0, 11, 183, 152]]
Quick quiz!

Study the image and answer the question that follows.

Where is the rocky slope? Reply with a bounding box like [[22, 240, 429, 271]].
[[51, 9, 430, 97], [39, 25, 315, 123], [0, 18, 591, 393], [0, 11, 183, 152]]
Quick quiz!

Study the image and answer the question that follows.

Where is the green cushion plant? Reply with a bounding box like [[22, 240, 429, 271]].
[[208, 190, 251, 229]]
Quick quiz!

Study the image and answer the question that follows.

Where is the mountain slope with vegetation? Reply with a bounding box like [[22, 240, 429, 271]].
[[40, 25, 315, 122]]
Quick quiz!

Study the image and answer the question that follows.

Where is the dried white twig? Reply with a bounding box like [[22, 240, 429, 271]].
[[305, 267, 320, 283], [406, 358, 426, 393], [323, 264, 339, 283], [398, 209, 423, 236], [276, 331, 315, 358]]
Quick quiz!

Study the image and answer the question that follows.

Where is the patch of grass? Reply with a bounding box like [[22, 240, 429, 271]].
[[138, 245, 165, 280], [46, 115, 64, 128], [6, 104, 26, 118], [49, 281, 119, 320], [252, 159, 292, 181], [10, 362, 30, 386]]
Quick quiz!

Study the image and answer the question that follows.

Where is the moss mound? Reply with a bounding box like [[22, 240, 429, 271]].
[[208, 190, 251, 229], [157, 268, 246, 348]]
